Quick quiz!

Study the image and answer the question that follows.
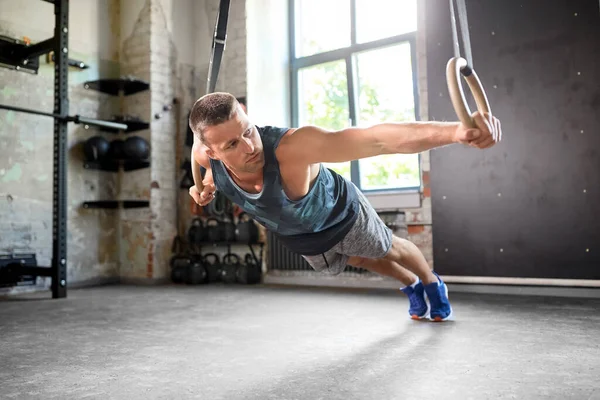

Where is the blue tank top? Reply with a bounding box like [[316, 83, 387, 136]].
[[209, 125, 359, 256]]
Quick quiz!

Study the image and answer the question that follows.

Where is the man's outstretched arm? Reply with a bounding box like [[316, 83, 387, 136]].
[[278, 111, 500, 165]]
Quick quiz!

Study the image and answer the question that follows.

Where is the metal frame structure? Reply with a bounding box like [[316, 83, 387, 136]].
[[0, 0, 129, 298], [0, 0, 71, 298], [288, 0, 421, 193], [52, 0, 69, 298]]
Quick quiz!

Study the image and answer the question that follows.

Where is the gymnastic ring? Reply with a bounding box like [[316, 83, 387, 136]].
[[446, 57, 491, 128]]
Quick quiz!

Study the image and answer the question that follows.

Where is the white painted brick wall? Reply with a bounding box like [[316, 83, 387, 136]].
[[118, 0, 154, 279], [205, 0, 247, 97]]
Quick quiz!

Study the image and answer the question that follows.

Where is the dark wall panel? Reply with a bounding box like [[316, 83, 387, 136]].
[[426, 0, 600, 279]]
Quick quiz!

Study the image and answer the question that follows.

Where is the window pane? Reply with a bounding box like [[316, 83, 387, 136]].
[[355, 43, 420, 190], [356, 0, 417, 44], [294, 0, 351, 58], [297, 60, 351, 180]]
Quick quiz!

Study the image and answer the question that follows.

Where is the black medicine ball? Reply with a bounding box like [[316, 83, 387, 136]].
[[83, 136, 110, 161], [123, 136, 150, 161]]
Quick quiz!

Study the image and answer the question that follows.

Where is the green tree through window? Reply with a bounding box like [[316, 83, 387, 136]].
[[300, 57, 419, 188]]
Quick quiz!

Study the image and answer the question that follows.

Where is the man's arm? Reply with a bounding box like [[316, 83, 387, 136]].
[[278, 112, 498, 165], [191, 140, 209, 189], [189, 139, 216, 206], [191, 140, 206, 192]]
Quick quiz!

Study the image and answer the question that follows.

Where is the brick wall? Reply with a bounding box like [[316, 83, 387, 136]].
[[117, 0, 249, 280], [116, 0, 153, 280], [148, 0, 180, 279]]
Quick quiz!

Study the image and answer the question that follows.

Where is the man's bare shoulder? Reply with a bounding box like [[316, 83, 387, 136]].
[[275, 128, 301, 164]]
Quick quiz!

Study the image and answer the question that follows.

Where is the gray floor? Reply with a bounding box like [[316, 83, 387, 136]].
[[1, 284, 600, 400]]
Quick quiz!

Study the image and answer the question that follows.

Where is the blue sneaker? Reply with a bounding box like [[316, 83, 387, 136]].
[[400, 280, 429, 320], [423, 272, 452, 322]]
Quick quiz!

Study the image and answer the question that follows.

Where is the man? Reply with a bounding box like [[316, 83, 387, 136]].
[[188, 92, 501, 322]]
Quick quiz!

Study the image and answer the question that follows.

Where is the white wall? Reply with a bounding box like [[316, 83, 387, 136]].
[[0, 0, 119, 61], [156, 0, 212, 68], [246, 0, 290, 126]]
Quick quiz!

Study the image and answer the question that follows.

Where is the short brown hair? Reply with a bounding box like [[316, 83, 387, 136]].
[[188, 92, 239, 144]]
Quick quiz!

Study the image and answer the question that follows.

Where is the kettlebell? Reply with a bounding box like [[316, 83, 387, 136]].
[[222, 216, 236, 243], [221, 253, 240, 284], [170, 254, 191, 283], [237, 253, 261, 284], [236, 213, 259, 243], [187, 218, 205, 245], [206, 217, 222, 242], [203, 253, 222, 283], [186, 256, 207, 285]]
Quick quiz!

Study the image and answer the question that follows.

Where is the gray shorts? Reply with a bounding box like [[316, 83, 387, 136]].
[[302, 190, 393, 275]]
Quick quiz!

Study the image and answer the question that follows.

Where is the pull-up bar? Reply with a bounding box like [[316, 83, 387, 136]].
[[0, 103, 128, 130]]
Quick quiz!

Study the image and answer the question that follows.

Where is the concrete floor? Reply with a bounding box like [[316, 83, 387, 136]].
[[1, 284, 600, 400]]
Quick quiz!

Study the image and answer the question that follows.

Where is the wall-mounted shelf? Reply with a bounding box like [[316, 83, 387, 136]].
[[196, 241, 264, 246], [82, 200, 149, 209], [99, 116, 150, 133], [84, 160, 150, 172], [83, 77, 149, 96], [0, 34, 41, 74]]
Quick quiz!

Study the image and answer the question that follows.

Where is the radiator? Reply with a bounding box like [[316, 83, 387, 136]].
[[266, 231, 367, 274]]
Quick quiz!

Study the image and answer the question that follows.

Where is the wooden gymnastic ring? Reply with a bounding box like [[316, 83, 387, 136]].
[[446, 57, 491, 128]]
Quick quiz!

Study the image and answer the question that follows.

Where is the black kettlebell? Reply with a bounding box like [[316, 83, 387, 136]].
[[107, 139, 126, 161], [187, 218, 205, 245], [236, 253, 261, 284], [123, 136, 150, 161], [83, 136, 110, 161], [186, 256, 207, 285], [236, 212, 259, 243], [206, 217, 222, 242], [222, 216, 236, 242], [221, 253, 240, 284], [170, 254, 191, 283], [203, 253, 222, 283]]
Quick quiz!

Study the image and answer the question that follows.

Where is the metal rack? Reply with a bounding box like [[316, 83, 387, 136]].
[[0, 0, 128, 298]]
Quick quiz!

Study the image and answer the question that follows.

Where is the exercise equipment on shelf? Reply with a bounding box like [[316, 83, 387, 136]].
[[123, 136, 150, 161], [222, 216, 236, 242], [185, 256, 207, 285], [203, 253, 222, 283], [236, 253, 262, 285], [83, 136, 111, 162], [236, 212, 259, 243], [188, 218, 206, 245], [107, 139, 125, 160], [205, 218, 223, 242], [221, 253, 240, 284]]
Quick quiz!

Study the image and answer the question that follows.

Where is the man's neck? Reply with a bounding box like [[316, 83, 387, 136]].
[[223, 162, 264, 192]]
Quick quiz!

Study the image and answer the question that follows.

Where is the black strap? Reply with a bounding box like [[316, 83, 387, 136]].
[[206, 0, 231, 94], [449, 0, 473, 70]]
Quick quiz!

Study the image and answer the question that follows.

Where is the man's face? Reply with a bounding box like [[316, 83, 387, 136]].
[[203, 106, 264, 174]]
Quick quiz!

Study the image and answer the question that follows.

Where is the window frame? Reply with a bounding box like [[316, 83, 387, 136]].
[[288, 0, 422, 194]]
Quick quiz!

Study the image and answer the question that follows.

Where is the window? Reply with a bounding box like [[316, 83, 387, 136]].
[[289, 0, 420, 192]]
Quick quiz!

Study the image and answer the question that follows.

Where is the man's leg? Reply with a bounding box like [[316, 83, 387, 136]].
[[347, 234, 453, 322], [347, 254, 430, 320], [347, 255, 417, 287], [384, 235, 437, 285]]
